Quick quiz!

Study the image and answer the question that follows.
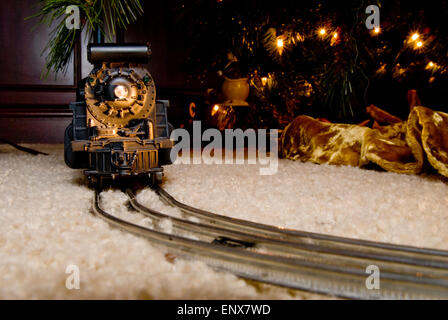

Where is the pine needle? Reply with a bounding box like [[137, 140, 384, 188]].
[[27, 0, 144, 77]]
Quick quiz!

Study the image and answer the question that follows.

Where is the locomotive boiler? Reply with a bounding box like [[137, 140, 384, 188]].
[[64, 44, 173, 186]]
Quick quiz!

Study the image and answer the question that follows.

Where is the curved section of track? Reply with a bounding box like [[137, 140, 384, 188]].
[[94, 189, 448, 299], [127, 189, 448, 281], [154, 186, 448, 267]]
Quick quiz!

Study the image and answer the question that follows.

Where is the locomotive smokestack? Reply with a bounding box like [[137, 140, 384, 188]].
[[87, 44, 151, 64]]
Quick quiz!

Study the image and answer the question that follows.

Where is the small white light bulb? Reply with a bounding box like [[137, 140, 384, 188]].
[[277, 38, 284, 48], [114, 85, 129, 99]]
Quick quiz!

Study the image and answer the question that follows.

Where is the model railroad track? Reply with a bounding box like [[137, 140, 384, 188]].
[[93, 187, 448, 299], [152, 187, 448, 267]]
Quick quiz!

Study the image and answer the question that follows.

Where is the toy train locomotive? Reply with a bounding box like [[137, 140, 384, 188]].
[[64, 44, 173, 186]]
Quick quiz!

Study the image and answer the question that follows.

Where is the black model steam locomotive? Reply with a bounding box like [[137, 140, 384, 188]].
[[64, 44, 173, 186]]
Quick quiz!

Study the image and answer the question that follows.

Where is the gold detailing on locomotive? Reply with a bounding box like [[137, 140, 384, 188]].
[[84, 63, 156, 130]]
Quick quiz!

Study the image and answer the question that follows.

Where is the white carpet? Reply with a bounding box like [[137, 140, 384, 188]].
[[1, 144, 448, 299]]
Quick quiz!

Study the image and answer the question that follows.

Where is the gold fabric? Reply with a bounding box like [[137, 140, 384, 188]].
[[280, 106, 448, 178]]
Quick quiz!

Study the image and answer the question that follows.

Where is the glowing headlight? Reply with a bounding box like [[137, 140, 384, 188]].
[[114, 85, 128, 99]]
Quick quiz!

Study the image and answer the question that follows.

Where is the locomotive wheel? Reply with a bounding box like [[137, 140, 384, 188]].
[[64, 123, 88, 169], [148, 172, 163, 186], [87, 175, 111, 189], [158, 148, 174, 166]]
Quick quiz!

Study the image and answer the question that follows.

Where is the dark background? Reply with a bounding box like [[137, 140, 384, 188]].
[[0, 0, 199, 143], [1, 1, 447, 143]]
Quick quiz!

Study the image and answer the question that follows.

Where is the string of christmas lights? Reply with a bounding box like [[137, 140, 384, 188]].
[[178, 0, 448, 125]]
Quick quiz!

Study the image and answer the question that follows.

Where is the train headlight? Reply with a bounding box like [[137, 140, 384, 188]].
[[114, 85, 129, 100]]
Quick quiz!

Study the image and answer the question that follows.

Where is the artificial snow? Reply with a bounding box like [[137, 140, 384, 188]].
[[1, 144, 448, 299]]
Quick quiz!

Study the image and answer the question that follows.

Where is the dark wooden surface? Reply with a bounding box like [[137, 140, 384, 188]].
[[0, 0, 200, 143]]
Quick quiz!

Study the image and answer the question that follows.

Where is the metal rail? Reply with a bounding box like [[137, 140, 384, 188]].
[[154, 186, 448, 267], [126, 189, 448, 280], [93, 190, 448, 299]]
